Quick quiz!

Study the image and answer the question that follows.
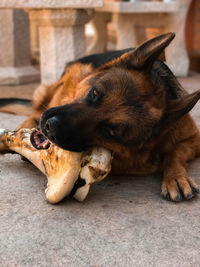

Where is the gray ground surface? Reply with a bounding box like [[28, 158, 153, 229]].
[[1, 75, 200, 266]]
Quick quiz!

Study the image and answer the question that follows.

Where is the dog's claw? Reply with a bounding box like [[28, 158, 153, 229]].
[[192, 187, 200, 194], [174, 193, 182, 202], [161, 176, 199, 202], [165, 192, 171, 201], [185, 193, 194, 200]]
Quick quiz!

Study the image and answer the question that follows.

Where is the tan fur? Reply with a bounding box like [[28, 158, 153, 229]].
[[18, 62, 200, 202], [16, 33, 200, 201], [19, 63, 93, 129]]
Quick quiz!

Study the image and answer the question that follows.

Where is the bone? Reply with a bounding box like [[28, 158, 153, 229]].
[[0, 128, 112, 203]]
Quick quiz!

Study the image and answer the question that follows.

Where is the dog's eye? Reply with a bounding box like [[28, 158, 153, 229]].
[[87, 86, 102, 106], [90, 86, 99, 102], [98, 122, 123, 140], [108, 129, 115, 137], [102, 125, 116, 138]]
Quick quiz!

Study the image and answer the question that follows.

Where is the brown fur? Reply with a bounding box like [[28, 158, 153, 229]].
[[18, 33, 200, 202]]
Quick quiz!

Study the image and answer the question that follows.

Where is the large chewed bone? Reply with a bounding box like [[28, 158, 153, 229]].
[[0, 128, 112, 203]]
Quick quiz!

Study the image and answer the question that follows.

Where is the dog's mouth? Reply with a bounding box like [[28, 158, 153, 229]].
[[30, 128, 51, 150]]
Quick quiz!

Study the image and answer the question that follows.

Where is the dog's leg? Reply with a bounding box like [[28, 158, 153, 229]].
[[162, 136, 200, 201]]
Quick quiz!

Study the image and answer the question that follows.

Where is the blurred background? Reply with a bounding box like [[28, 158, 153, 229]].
[[0, 0, 200, 99]]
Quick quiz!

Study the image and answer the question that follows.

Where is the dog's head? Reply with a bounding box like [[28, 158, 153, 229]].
[[39, 33, 200, 152]]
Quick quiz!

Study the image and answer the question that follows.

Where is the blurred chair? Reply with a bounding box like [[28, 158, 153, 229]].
[[88, 0, 192, 76]]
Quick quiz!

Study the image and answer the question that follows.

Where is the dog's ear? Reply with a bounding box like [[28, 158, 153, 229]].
[[164, 90, 200, 126], [130, 32, 175, 69], [104, 32, 175, 70]]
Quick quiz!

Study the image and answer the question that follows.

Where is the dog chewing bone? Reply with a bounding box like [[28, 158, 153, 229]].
[[0, 128, 112, 203]]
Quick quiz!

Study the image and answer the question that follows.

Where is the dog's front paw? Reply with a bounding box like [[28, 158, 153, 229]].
[[161, 176, 200, 202]]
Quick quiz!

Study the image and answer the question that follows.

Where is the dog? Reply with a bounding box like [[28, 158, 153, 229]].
[[1, 32, 200, 202]]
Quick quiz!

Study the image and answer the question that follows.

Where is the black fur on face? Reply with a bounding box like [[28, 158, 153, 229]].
[[39, 67, 159, 152], [39, 33, 200, 152]]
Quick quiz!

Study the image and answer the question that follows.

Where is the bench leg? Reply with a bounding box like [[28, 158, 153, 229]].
[[0, 9, 39, 85], [112, 13, 138, 50], [164, 0, 192, 76], [29, 9, 92, 85], [30, 19, 40, 64], [87, 12, 111, 54]]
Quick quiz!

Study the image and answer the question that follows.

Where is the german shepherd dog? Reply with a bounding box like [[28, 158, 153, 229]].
[[1, 32, 200, 202]]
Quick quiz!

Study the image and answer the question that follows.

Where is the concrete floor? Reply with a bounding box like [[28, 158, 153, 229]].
[[0, 74, 200, 266]]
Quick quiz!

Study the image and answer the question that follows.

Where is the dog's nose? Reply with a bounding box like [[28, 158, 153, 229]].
[[45, 116, 59, 139]]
